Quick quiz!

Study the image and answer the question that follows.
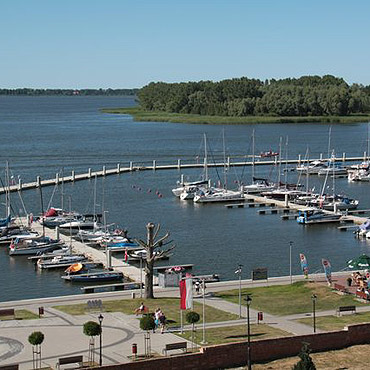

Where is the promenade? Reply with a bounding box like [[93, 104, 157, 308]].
[[0, 271, 364, 369]]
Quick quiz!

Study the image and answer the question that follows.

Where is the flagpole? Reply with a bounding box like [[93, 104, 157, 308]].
[[289, 241, 293, 284], [201, 279, 207, 344], [180, 309, 183, 334]]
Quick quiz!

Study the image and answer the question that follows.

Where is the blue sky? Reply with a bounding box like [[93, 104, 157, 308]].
[[1, 0, 369, 88]]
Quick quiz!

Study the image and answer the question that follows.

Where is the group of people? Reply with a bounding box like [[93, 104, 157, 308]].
[[350, 271, 370, 293], [134, 303, 167, 333]]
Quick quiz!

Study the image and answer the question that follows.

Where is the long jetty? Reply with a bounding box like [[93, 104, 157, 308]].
[[1, 153, 368, 194]]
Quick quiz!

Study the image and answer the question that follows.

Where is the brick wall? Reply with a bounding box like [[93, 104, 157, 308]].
[[98, 323, 370, 370]]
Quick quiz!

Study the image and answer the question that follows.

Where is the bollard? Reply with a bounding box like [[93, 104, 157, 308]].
[[103, 166, 106, 176], [55, 173, 59, 184], [334, 203, 338, 214], [36, 176, 41, 188], [298, 154, 301, 166], [342, 152, 346, 162], [88, 168, 92, 178], [129, 161, 133, 171], [18, 178, 22, 190], [55, 226, 60, 240], [284, 193, 289, 208], [106, 249, 112, 268], [117, 163, 120, 174], [320, 153, 323, 160], [177, 159, 181, 169], [153, 160, 156, 170], [131, 292, 136, 299], [71, 170, 75, 182]]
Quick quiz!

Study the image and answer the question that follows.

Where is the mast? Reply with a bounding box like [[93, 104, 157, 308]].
[[327, 125, 332, 160], [204, 133, 208, 182], [61, 167, 64, 210], [223, 129, 227, 189], [284, 136, 289, 188], [252, 129, 255, 183], [278, 137, 282, 185], [5, 161, 10, 217], [367, 122, 370, 162]]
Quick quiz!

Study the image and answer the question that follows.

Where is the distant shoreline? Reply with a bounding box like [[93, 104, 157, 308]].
[[101, 106, 370, 125]]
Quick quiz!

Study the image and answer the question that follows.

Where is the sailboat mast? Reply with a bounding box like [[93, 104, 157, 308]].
[[61, 167, 64, 210], [327, 125, 332, 160], [6, 161, 11, 218], [367, 122, 370, 162], [278, 137, 282, 185], [223, 129, 227, 189], [284, 136, 289, 188], [252, 129, 255, 183], [204, 133, 208, 181]]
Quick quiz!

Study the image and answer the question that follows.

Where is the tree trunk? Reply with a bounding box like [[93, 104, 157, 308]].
[[144, 222, 155, 299]]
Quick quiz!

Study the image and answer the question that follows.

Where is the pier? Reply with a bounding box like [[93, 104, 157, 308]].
[[1, 153, 368, 194]]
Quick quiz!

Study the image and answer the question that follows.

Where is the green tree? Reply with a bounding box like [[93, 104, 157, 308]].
[[28, 331, 44, 369], [83, 321, 102, 364]]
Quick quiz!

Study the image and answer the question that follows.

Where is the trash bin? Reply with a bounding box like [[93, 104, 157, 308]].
[[38, 307, 44, 317], [132, 343, 137, 359], [257, 311, 263, 322], [131, 292, 136, 299]]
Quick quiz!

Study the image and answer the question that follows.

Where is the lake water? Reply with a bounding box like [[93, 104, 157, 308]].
[[1, 95, 370, 302]]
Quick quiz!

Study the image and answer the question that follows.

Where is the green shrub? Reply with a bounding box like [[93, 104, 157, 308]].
[[28, 331, 44, 346], [186, 311, 200, 324], [83, 321, 102, 337], [140, 315, 156, 331]]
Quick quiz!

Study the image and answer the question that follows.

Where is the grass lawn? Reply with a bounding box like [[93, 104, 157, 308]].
[[177, 324, 289, 346], [101, 106, 370, 125], [54, 297, 238, 326], [297, 311, 370, 331], [253, 344, 370, 369], [0, 309, 39, 321], [215, 281, 366, 316]]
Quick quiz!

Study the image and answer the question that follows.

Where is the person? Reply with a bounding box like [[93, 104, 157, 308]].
[[134, 302, 147, 315], [154, 308, 162, 329], [195, 281, 200, 294], [159, 311, 166, 333]]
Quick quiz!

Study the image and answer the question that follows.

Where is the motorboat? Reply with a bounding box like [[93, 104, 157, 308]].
[[193, 188, 244, 203], [37, 254, 88, 269], [9, 236, 63, 255], [296, 209, 341, 224], [173, 180, 209, 198], [348, 169, 370, 182], [260, 150, 279, 158], [61, 263, 123, 282], [354, 221, 370, 238], [128, 249, 172, 261], [242, 178, 276, 194], [0, 228, 39, 245], [179, 182, 209, 200], [296, 160, 328, 175], [59, 218, 99, 231], [318, 166, 348, 176], [322, 195, 359, 211]]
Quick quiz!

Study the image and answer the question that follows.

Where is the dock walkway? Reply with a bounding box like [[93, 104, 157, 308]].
[[2, 154, 367, 194]]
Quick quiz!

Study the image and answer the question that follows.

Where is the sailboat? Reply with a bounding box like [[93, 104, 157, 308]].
[[243, 130, 276, 194], [174, 134, 210, 200], [193, 130, 244, 203]]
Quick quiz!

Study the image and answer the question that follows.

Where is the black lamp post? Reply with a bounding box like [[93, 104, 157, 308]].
[[246, 294, 252, 370], [311, 294, 317, 333], [98, 314, 104, 366]]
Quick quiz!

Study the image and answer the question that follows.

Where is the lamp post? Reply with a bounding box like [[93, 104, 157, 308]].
[[235, 264, 243, 318], [289, 241, 293, 284], [246, 295, 252, 370], [201, 279, 207, 344], [98, 314, 104, 366], [311, 294, 317, 333]]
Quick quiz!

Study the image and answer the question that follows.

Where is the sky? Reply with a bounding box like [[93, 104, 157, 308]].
[[1, 0, 369, 89]]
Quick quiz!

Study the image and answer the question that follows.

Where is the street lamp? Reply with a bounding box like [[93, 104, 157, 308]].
[[246, 295, 252, 370], [311, 294, 317, 333], [201, 279, 207, 344], [98, 314, 104, 366], [289, 241, 293, 284]]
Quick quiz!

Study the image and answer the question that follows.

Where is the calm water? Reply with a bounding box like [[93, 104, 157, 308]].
[[1, 95, 370, 302]]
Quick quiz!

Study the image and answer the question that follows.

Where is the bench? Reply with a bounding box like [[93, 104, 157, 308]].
[[0, 365, 19, 370], [163, 342, 187, 356], [0, 309, 15, 320], [337, 305, 356, 316], [56, 355, 84, 369]]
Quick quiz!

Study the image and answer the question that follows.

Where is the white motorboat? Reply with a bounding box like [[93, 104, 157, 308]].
[[296, 160, 328, 174], [348, 169, 370, 182], [296, 209, 341, 224], [37, 254, 88, 269], [243, 178, 276, 194], [318, 166, 347, 176]]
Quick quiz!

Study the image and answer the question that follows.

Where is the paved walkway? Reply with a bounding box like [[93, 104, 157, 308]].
[[1, 271, 369, 368]]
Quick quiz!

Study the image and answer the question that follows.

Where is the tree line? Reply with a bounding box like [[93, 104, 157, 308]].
[[138, 75, 370, 116], [0, 88, 138, 96]]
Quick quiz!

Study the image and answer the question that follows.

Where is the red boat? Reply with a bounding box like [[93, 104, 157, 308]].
[[260, 150, 279, 158]]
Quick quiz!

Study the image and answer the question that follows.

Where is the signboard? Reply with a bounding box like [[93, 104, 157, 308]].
[[252, 268, 268, 281]]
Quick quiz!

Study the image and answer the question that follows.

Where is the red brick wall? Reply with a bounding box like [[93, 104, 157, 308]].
[[97, 323, 370, 370]]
